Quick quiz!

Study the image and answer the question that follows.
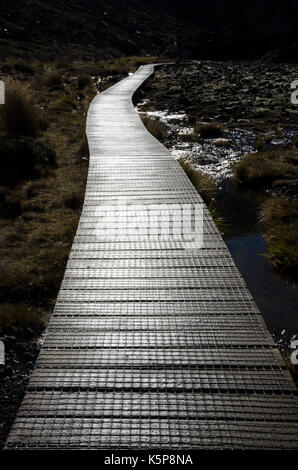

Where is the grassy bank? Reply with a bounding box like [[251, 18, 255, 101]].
[[0, 57, 159, 336], [178, 158, 225, 231], [260, 198, 298, 279], [233, 147, 298, 279]]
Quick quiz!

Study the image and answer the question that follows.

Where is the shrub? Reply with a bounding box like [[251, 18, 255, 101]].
[[0, 136, 56, 186], [195, 122, 225, 138], [140, 115, 166, 142], [3, 78, 41, 137]]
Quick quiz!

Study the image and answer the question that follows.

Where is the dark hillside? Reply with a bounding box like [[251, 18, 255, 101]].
[[0, 0, 297, 61]]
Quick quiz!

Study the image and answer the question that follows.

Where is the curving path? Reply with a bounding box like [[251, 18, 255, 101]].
[[6, 65, 298, 449]]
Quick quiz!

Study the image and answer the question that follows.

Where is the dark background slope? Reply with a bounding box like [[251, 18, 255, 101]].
[[0, 0, 297, 61]]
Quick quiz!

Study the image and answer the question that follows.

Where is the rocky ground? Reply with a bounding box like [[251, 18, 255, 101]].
[[137, 62, 298, 197], [0, 335, 41, 448], [144, 61, 298, 130]]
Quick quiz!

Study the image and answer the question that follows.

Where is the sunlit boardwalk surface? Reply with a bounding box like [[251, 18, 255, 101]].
[[6, 65, 298, 450]]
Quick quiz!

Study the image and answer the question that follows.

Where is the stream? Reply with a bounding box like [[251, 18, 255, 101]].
[[139, 105, 298, 351]]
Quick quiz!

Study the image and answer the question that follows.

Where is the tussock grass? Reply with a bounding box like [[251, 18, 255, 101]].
[[179, 158, 225, 231], [233, 149, 298, 188], [0, 303, 46, 336], [256, 138, 265, 151], [37, 67, 63, 89], [260, 198, 298, 279], [179, 122, 226, 143], [0, 60, 93, 334], [0, 56, 158, 334], [179, 158, 216, 201], [179, 133, 200, 143], [51, 94, 78, 111], [213, 139, 232, 148], [2, 78, 41, 137], [195, 122, 225, 138], [78, 135, 89, 160], [140, 115, 166, 142], [0, 137, 56, 187]]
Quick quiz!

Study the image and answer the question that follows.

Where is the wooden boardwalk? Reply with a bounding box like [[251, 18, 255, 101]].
[[6, 65, 298, 449]]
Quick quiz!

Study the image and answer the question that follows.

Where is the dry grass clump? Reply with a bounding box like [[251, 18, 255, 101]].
[[260, 198, 298, 279], [178, 158, 225, 230], [78, 135, 89, 160], [140, 115, 166, 142], [213, 138, 232, 148], [179, 158, 216, 202], [233, 149, 298, 188], [179, 121, 226, 142], [51, 94, 78, 111], [195, 122, 225, 139], [2, 78, 41, 137], [37, 67, 63, 89], [179, 133, 200, 143]]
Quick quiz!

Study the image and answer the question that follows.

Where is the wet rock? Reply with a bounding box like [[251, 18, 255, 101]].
[[150, 61, 298, 129]]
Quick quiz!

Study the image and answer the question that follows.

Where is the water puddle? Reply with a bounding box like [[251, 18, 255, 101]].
[[226, 232, 298, 349]]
